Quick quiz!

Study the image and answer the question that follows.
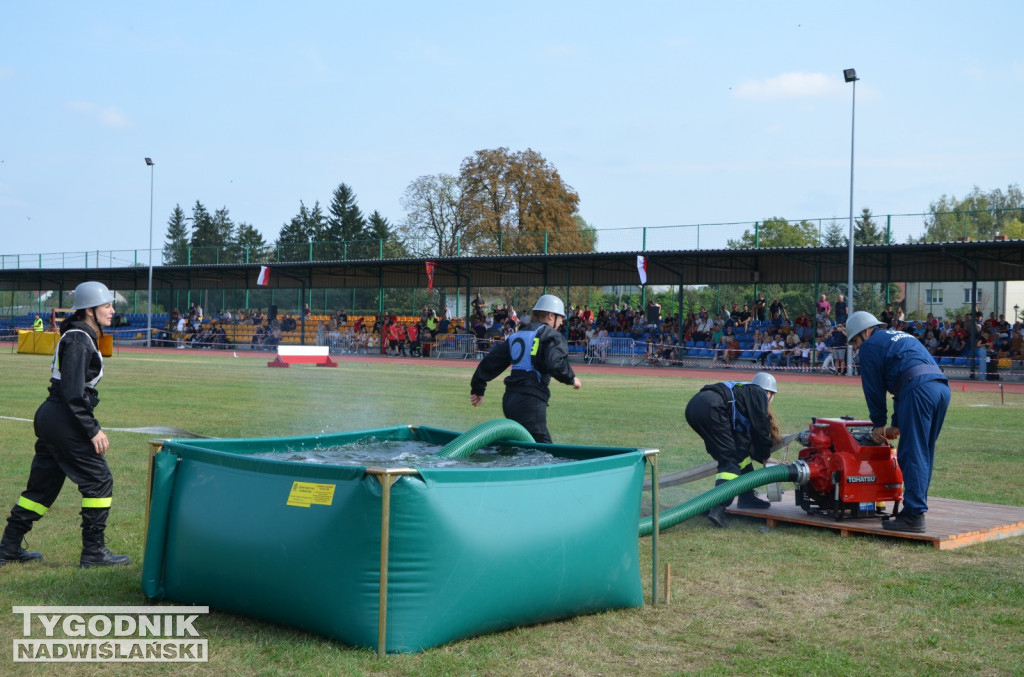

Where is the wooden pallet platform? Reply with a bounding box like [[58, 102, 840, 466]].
[[726, 492, 1024, 550]]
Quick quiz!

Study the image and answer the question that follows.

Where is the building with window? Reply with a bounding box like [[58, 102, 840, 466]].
[[904, 280, 1024, 322]]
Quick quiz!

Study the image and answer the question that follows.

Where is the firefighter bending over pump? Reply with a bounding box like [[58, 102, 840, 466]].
[[684, 372, 782, 528]]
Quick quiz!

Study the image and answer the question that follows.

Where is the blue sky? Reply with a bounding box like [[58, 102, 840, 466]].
[[2, 1, 1021, 257]]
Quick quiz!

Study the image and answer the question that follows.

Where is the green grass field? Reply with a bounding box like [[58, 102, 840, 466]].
[[0, 350, 1022, 676]]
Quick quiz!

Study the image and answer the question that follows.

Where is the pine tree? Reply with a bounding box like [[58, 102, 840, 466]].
[[233, 223, 267, 263], [368, 210, 407, 259], [305, 201, 331, 260], [327, 183, 369, 259], [822, 219, 848, 247], [162, 204, 190, 265], [276, 201, 313, 262], [211, 207, 236, 263], [189, 201, 221, 264], [854, 208, 885, 245]]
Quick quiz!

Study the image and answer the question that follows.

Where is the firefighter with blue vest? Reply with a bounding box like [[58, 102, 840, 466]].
[[0, 281, 131, 568], [684, 372, 781, 528], [846, 310, 950, 533], [470, 294, 581, 443]]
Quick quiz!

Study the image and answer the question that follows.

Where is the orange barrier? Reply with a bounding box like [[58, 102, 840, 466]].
[[97, 334, 113, 357]]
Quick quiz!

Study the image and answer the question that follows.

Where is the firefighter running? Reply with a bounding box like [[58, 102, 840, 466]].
[[469, 294, 581, 444]]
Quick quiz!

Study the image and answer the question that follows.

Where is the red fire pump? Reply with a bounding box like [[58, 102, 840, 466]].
[[793, 417, 903, 521]]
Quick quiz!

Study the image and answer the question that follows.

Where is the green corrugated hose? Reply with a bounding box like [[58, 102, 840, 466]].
[[435, 418, 535, 458], [639, 463, 798, 536], [437, 421, 802, 535]]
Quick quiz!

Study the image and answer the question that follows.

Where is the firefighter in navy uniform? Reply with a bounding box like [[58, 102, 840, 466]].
[[0, 281, 131, 568], [470, 294, 581, 443], [846, 310, 950, 533], [684, 372, 782, 528]]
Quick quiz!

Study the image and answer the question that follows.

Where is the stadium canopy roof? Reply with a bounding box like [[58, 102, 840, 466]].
[[1, 240, 1022, 295]]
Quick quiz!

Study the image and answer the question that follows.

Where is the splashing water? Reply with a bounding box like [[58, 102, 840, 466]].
[[249, 438, 573, 469]]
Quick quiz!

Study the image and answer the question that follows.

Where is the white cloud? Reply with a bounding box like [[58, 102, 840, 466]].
[[731, 72, 846, 101], [64, 100, 131, 128], [305, 49, 327, 73], [542, 44, 579, 59], [407, 40, 457, 68]]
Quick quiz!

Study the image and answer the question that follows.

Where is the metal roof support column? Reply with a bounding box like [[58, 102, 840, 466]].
[[885, 249, 892, 305], [944, 248, 979, 380], [299, 282, 307, 345], [641, 228, 648, 309], [676, 266, 684, 325], [752, 222, 760, 299], [565, 264, 571, 318], [377, 268, 384, 318]]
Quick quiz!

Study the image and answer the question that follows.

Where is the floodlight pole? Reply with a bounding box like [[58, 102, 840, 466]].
[[844, 69, 858, 376], [145, 157, 155, 347]]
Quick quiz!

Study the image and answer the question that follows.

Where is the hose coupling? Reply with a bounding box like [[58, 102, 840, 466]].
[[788, 459, 811, 486]]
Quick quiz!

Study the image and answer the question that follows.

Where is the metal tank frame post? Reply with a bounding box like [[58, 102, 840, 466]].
[[643, 449, 660, 605], [366, 466, 418, 658]]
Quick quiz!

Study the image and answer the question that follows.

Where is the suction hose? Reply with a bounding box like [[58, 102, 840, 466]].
[[435, 418, 535, 458], [639, 461, 809, 536]]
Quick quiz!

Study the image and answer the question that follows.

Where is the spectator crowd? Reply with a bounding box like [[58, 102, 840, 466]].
[[151, 295, 1024, 373]]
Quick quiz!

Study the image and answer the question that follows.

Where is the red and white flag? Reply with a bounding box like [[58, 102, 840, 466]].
[[510, 306, 518, 323], [257, 266, 271, 287], [637, 255, 648, 285], [425, 261, 436, 292]]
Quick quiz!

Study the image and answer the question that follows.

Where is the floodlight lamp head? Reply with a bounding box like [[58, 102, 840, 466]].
[[145, 157, 154, 166], [843, 68, 859, 83]]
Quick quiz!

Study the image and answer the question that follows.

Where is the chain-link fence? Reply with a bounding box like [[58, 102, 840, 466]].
[[4, 209, 1021, 271]]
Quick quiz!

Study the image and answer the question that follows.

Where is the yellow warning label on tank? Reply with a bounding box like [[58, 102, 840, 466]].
[[286, 481, 336, 508]]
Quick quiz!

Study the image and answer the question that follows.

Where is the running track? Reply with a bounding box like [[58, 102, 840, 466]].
[[109, 345, 1024, 395]]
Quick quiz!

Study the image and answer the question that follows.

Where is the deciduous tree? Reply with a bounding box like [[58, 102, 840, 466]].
[[727, 217, 819, 249], [920, 184, 1024, 242], [399, 173, 473, 258], [459, 148, 585, 254]]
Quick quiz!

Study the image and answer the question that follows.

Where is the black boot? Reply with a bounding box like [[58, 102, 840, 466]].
[[882, 513, 926, 533], [737, 491, 771, 509], [706, 505, 729, 528], [0, 524, 43, 566], [80, 527, 131, 568]]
